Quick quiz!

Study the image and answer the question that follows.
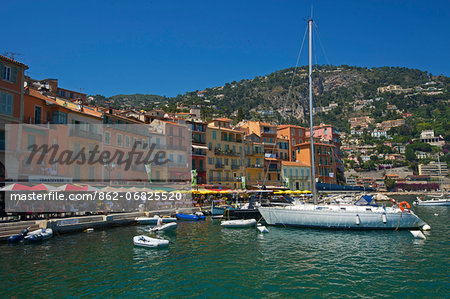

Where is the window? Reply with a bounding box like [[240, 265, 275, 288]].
[[117, 134, 122, 146], [199, 159, 203, 171], [51, 111, 67, 124], [89, 167, 95, 181], [34, 106, 42, 124], [0, 130, 4, 151], [3, 66, 11, 81], [212, 131, 216, 140], [209, 172, 213, 181], [105, 132, 110, 144], [0, 92, 13, 115], [27, 134, 36, 148], [125, 136, 130, 148]]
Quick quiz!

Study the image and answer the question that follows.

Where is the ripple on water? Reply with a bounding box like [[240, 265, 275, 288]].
[[1, 202, 450, 297]]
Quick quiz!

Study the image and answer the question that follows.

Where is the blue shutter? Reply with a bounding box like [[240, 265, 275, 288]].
[[12, 67, 18, 83], [7, 94, 13, 114], [0, 93, 6, 113]]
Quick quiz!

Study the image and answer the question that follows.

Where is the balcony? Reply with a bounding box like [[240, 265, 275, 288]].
[[214, 148, 240, 156], [23, 117, 50, 129], [192, 149, 206, 156], [247, 164, 263, 169], [267, 166, 280, 172], [69, 129, 102, 141], [215, 163, 225, 169], [231, 164, 240, 170], [210, 178, 235, 182]]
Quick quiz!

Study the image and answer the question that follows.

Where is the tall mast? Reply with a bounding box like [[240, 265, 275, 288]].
[[308, 18, 317, 204]]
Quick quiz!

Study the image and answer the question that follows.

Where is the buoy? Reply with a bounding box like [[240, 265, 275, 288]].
[[422, 224, 431, 231], [382, 213, 387, 224], [410, 230, 426, 239], [355, 214, 360, 225], [434, 213, 438, 216], [85, 228, 94, 233]]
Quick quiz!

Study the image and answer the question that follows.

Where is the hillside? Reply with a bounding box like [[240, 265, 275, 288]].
[[90, 65, 449, 139]]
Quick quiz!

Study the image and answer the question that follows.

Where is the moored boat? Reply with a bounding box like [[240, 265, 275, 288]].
[[7, 228, 29, 244], [24, 228, 53, 243], [176, 212, 205, 221], [258, 17, 430, 232], [221, 219, 257, 228], [150, 222, 178, 232], [133, 235, 169, 248], [413, 196, 450, 206], [135, 216, 177, 225]]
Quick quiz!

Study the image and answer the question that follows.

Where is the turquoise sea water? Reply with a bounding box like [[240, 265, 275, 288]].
[[1, 196, 449, 298]]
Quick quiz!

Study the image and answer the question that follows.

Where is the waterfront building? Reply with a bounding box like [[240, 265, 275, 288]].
[[295, 142, 338, 185], [281, 161, 311, 191], [277, 125, 306, 162], [187, 119, 207, 185], [206, 118, 245, 188], [244, 135, 264, 188]]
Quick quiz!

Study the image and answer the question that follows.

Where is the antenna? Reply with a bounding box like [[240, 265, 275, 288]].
[[3, 52, 23, 60]]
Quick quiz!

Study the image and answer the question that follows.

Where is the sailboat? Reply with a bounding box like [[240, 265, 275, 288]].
[[258, 18, 430, 230]]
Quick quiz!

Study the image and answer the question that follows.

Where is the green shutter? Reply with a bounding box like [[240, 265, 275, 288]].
[[0, 62, 4, 80], [12, 67, 18, 83]]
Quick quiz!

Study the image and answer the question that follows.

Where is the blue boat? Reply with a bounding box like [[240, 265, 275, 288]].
[[8, 228, 29, 244], [176, 213, 205, 221]]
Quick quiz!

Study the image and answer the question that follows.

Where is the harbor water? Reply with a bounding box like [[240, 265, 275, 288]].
[[1, 196, 449, 298]]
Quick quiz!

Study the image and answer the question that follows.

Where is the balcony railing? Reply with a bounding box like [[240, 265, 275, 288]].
[[231, 164, 240, 170], [215, 163, 225, 169], [69, 129, 102, 141], [247, 164, 263, 168], [214, 148, 240, 156], [23, 117, 50, 128]]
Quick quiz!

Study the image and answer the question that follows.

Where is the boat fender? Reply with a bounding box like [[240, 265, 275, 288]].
[[399, 201, 411, 212], [382, 213, 387, 224], [422, 224, 431, 231], [355, 214, 360, 225]]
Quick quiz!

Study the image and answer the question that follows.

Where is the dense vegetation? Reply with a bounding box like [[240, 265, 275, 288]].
[[90, 65, 449, 140]]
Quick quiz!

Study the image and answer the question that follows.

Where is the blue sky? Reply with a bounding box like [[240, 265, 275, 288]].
[[3, 0, 449, 97]]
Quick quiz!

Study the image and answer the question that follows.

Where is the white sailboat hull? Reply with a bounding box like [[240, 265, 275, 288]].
[[259, 205, 427, 230]]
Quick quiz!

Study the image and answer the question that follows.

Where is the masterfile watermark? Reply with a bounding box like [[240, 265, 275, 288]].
[[26, 141, 171, 171]]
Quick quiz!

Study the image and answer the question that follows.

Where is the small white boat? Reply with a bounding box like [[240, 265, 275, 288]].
[[135, 216, 177, 225], [133, 235, 169, 248], [150, 222, 178, 232], [221, 219, 257, 228], [24, 228, 53, 242], [257, 224, 269, 233], [413, 196, 450, 206]]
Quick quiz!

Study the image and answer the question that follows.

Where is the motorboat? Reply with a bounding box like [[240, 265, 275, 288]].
[[221, 219, 257, 228], [150, 222, 178, 232], [8, 228, 29, 243], [24, 228, 53, 242], [211, 201, 235, 216], [413, 195, 450, 206], [135, 215, 177, 224], [176, 212, 205, 221], [133, 235, 169, 248]]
